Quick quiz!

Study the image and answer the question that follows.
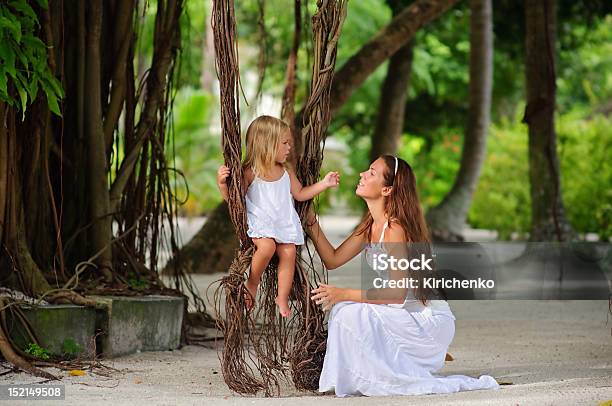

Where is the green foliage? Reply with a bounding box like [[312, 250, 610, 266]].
[[127, 277, 149, 289], [322, 106, 610, 240], [25, 342, 50, 360], [177, 0, 209, 88], [126, 269, 150, 289], [412, 8, 469, 104], [62, 338, 83, 357], [0, 0, 63, 116], [171, 87, 221, 215], [166, 0, 609, 240], [402, 128, 463, 211], [468, 115, 531, 239], [469, 108, 611, 240], [557, 15, 612, 111], [557, 111, 611, 240]]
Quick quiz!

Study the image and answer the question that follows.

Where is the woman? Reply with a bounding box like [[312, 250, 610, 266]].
[[308, 155, 499, 397]]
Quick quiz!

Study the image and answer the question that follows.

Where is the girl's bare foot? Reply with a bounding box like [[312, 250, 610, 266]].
[[275, 296, 291, 318], [244, 279, 258, 310]]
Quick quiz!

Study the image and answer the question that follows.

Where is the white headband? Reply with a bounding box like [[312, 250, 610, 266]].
[[394, 156, 398, 177]]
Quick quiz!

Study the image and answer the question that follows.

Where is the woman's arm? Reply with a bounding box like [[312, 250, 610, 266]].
[[288, 168, 339, 202], [305, 211, 364, 270], [311, 222, 410, 310]]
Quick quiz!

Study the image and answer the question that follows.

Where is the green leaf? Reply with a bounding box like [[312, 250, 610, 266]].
[[8, 0, 38, 23], [17, 85, 27, 118], [0, 13, 21, 43], [41, 78, 61, 116], [46, 74, 63, 97], [0, 69, 8, 97], [26, 75, 39, 100], [13, 46, 28, 71], [34, 0, 48, 9], [0, 41, 16, 78]]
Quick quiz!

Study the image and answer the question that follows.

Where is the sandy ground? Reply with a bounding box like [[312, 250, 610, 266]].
[[2, 216, 611, 405]]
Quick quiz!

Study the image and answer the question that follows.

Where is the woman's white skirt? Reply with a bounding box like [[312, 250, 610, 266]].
[[318, 301, 500, 397]]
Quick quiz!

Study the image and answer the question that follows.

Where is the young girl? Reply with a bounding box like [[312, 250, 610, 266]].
[[217, 115, 339, 317]]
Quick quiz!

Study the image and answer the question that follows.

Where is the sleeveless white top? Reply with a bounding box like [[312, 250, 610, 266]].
[[364, 221, 452, 313], [245, 169, 304, 245]]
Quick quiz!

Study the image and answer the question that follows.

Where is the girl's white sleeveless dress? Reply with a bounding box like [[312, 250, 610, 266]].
[[245, 169, 304, 245], [318, 222, 499, 397]]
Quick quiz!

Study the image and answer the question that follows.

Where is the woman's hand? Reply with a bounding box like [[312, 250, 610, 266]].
[[322, 171, 340, 189], [311, 283, 346, 312], [305, 207, 317, 227]]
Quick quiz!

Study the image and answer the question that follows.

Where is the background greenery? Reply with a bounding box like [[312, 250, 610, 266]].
[[144, 0, 610, 240]]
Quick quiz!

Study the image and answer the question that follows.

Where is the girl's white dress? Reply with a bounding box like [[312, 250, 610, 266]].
[[246, 169, 304, 245], [318, 222, 499, 397]]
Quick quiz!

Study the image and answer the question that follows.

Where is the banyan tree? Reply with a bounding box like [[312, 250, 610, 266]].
[[210, 0, 347, 395], [0, 0, 208, 377]]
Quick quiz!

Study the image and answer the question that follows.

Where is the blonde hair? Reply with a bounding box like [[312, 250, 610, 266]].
[[243, 115, 290, 177]]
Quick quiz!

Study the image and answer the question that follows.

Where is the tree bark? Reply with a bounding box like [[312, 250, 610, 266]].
[[0, 103, 7, 244], [109, 0, 182, 213], [282, 0, 302, 165], [0, 104, 52, 295], [426, 0, 493, 241], [85, 0, 114, 281], [103, 0, 136, 153], [370, 39, 414, 161], [522, 0, 572, 241], [370, 0, 415, 161]]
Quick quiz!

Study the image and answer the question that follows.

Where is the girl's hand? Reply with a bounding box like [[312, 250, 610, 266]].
[[311, 283, 345, 312], [217, 165, 230, 186], [322, 171, 340, 189]]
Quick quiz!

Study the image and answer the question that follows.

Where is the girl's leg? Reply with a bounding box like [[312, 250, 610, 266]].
[[275, 243, 296, 317], [246, 238, 276, 309]]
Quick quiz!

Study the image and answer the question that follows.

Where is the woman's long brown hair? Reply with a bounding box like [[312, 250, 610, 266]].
[[355, 155, 436, 304]]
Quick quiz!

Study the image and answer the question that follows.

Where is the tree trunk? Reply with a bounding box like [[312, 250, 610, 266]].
[[0, 103, 7, 245], [426, 0, 493, 241], [0, 104, 52, 296], [370, 39, 414, 161], [282, 0, 302, 165], [522, 0, 572, 241], [85, 0, 114, 281], [2, 0, 185, 296], [370, 0, 415, 161]]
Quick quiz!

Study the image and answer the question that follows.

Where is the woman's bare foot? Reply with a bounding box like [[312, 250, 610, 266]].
[[275, 296, 292, 318], [244, 279, 258, 310]]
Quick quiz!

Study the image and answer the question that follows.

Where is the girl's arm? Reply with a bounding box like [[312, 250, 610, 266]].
[[216, 166, 230, 201], [305, 211, 364, 270], [216, 165, 254, 200], [288, 168, 339, 202]]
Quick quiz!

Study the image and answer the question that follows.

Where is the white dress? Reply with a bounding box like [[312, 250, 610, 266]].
[[245, 169, 304, 245], [318, 222, 499, 397]]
